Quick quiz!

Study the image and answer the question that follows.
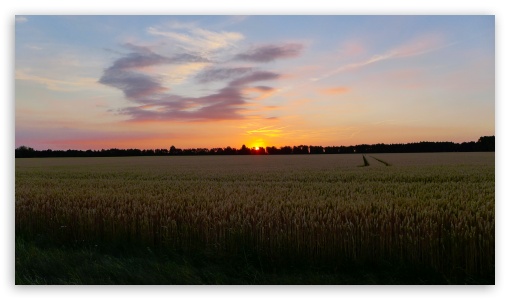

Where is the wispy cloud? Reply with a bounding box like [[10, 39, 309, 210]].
[[310, 53, 393, 82], [16, 70, 97, 91], [235, 43, 304, 63], [311, 34, 454, 82], [147, 25, 244, 53], [246, 125, 287, 137], [222, 15, 250, 27], [15, 16, 28, 23]]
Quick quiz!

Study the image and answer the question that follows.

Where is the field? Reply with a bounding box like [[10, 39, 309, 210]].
[[15, 153, 495, 284]]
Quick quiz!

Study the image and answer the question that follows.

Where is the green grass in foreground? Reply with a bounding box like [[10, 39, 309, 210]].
[[16, 236, 467, 285]]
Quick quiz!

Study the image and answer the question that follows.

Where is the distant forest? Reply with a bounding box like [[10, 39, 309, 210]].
[[15, 136, 495, 158]]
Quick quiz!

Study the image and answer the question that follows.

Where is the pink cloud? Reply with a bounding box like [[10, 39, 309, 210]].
[[99, 41, 303, 122]]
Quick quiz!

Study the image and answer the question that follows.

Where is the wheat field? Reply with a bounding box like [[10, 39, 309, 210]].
[[15, 153, 495, 282]]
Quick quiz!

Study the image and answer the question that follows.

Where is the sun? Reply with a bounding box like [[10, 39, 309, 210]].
[[255, 146, 260, 150]]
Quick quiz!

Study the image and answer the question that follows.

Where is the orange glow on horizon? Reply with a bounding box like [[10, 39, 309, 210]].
[[247, 138, 266, 150]]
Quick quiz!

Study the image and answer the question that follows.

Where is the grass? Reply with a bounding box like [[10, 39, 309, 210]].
[[369, 155, 391, 166], [15, 154, 495, 284], [16, 236, 454, 285]]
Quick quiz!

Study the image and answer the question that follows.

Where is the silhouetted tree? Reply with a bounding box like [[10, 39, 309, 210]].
[[280, 146, 292, 154], [477, 136, 495, 151], [15, 146, 35, 158], [309, 146, 324, 154], [239, 144, 250, 155], [169, 145, 176, 154], [223, 146, 235, 155], [14, 136, 495, 157]]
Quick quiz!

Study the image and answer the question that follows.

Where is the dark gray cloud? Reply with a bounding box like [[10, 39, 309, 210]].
[[99, 44, 209, 100], [195, 67, 253, 83], [99, 47, 169, 99], [234, 43, 304, 62], [250, 85, 274, 92], [114, 53, 164, 69], [171, 53, 211, 64], [117, 71, 281, 121], [229, 71, 280, 86], [109, 49, 171, 70], [100, 69, 167, 99], [99, 42, 298, 121], [119, 86, 245, 121]]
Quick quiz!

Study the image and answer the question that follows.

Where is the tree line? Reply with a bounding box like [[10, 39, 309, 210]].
[[15, 136, 495, 158]]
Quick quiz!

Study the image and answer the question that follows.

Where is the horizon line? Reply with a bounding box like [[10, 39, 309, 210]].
[[15, 135, 494, 152]]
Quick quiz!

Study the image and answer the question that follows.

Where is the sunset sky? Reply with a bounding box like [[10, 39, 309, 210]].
[[15, 15, 495, 150]]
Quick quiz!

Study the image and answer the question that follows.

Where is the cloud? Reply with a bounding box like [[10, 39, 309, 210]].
[[99, 37, 302, 122], [243, 86, 278, 100], [108, 51, 169, 70], [100, 69, 168, 99], [221, 15, 250, 27], [15, 16, 28, 23], [99, 43, 209, 99], [235, 43, 304, 62], [195, 67, 253, 83], [246, 126, 287, 137], [118, 69, 282, 122], [320, 87, 350, 95], [251, 86, 274, 92], [108, 43, 208, 70], [119, 85, 245, 121], [311, 33, 452, 82], [230, 71, 281, 86], [147, 26, 244, 53], [99, 46, 168, 99], [311, 53, 393, 81], [392, 34, 447, 58], [100, 43, 284, 121], [16, 70, 97, 92], [158, 62, 210, 85]]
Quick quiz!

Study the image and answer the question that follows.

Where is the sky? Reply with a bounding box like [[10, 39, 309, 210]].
[[15, 15, 495, 150]]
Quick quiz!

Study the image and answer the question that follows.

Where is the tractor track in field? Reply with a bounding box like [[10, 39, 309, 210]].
[[369, 155, 391, 166], [360, 155, 370, 167]]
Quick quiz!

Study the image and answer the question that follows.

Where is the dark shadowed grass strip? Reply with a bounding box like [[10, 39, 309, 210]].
[[15, 237, 453, 284], [370, 156, 391, 166]]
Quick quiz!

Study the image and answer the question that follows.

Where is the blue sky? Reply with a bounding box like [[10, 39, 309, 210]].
[[15, 15, 494, 150]]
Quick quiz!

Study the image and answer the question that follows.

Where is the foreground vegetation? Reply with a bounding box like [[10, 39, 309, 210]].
[[15, 153, 495, 284]]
